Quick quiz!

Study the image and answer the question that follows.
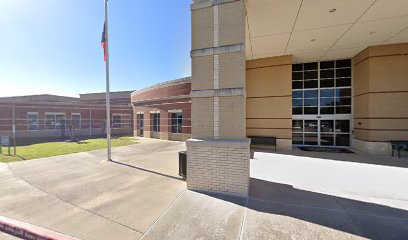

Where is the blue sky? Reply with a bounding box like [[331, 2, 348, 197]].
[[0, 0, 191, 97]]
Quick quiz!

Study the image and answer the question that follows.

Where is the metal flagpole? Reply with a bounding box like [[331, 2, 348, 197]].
[[104, 0, 112, 161]]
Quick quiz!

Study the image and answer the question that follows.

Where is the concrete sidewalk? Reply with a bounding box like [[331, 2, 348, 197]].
[[0, 138, 186, 240], [0, 139, 407, 239]]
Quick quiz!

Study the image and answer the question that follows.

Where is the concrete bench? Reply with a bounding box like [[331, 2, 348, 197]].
[[390, 141, 408, 158], [249, 136, 277, 152]]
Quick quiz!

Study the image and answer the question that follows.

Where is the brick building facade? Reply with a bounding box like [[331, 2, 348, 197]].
[[0, 92, 133, 140], [132, 78, 191, 141]]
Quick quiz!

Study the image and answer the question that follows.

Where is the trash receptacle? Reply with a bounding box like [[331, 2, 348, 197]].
[[179, 151, 187, 179]]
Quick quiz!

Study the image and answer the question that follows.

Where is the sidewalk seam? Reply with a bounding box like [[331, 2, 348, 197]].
[[139, 189, 187, 240], [238, 197, 249, 240]]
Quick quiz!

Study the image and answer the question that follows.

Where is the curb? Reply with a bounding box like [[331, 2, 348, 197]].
[[0, 215, 78, 240]]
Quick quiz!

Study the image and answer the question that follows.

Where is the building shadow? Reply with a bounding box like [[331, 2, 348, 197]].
[[197, 178, 408, 240], [251, 148, 408, 168], [110, 159, 184, 181]]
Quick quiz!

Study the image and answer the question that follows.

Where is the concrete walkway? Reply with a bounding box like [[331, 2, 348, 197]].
[[0, 138, 407, 239]]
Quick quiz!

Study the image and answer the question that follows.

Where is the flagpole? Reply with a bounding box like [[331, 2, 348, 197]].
[[104, 0, 112, 161]]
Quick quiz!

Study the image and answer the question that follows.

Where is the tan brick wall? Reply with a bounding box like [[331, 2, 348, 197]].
[[187, 139, 250, 197], [246, 55, 293, 149], [353, 43, 408, 154]]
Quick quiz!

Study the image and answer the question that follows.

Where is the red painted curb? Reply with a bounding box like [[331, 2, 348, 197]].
[[0, 215, 78, 240]]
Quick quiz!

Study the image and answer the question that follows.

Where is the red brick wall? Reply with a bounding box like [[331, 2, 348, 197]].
[[132, 81, 191, 134], [0, 102, 132, 137]]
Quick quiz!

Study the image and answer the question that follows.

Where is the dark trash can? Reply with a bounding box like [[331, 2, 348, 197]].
[[179, 151, 187, 179]]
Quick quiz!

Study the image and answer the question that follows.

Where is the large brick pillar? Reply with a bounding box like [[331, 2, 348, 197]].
[[187, 0, 249, 197]]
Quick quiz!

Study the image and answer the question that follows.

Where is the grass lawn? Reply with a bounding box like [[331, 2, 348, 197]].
[[0, 137, 137, 163]]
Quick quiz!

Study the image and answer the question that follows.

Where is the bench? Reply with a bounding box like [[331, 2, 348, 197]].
[[390, 141, 408, 158], [249, 136, 277, 152]]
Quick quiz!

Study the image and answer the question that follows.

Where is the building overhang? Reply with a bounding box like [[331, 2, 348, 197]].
[[245, 0, 408, 63]]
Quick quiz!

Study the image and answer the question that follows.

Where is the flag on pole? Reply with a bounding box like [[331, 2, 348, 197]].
[[101, 23, 107, 62]]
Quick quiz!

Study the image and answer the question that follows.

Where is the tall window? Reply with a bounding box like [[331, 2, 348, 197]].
[[27, 112, 39, 130], [171, 112, 183, 134], [292, 59, 352, 115], [45, 113, 65, 129], [292, 59, 352, 147], [112, 114, 131, 128], [152, 113, 160, 132], [71, 113, 81, 129]]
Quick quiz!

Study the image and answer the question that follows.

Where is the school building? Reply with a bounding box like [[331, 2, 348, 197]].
[[0, 91, 134, 140]]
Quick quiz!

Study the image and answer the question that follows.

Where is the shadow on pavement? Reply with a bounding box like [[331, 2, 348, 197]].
[[110, 160, 184, 181], [199, 178, 408, 240], [251, 148, 408, 168]]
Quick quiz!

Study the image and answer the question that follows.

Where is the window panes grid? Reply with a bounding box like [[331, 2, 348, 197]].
[[27, 113, 39, 130], [152, 113, 160, 132], [292, 59, 352, 115], [292, 119, 350, 147], [171, 113, 183, 134]]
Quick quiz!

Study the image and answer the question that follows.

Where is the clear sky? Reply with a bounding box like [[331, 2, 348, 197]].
[[0, 0, 191, 97]]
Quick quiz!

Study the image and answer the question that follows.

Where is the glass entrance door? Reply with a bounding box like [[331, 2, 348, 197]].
[[292, 59, 352, 147], [293, 118, 351, 147]]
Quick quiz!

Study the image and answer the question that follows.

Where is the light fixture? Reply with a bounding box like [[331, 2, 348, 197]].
[[329, 8, 337, 13]]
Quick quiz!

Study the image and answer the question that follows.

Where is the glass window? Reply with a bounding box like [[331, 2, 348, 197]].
[[320, 79, 335, 88], [320, 61, 335, 69], [292, 107, 303, 115], [304, 62, 318, 70], [304, 107, 318, 115], [56, 114, 65, 129], [292, 120, 303, 132], [72, 113, 81, 129], [304, 80, 318, 89], [335, 120, 350, 133], [292, 99, 303, 107], [320, 98, 335, 106], [171, 112, 183, 134], [336, 78, 351, 87], [45, 114, 56, 129], [304, 99, 317, 107], [320, 89, 335, 98], [292, 64, 303, 71], [152, 113, 160, 132], [336, 88, 351, 97], [304, 90, 318, 98], [304, 133, 318, 145], [320, 120, 334, 132], [112, 115, 121, 128], [304, 120, 318, 132], [320, 133, 334, 146], [320, 107, 334, 114], [336, 59, 351, 68], [27, 113, 39, 130], [304, 71, 318, 80], [293, 91, 303, 98], [320, 69, 334, 79], [292, 133, 303, 145], [336, 106, 351, 114], [336, 134, 350, 146], [292, 72, 303, 80], [292, 81, 303, 89], [336, 68, 351, 78]]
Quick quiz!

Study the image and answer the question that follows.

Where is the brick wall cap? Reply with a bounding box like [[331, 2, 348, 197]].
[[187, 138, 250, 148], [131, 77, 191, 97]]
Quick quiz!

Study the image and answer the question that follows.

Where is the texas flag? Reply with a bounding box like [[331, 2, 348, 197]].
[[101, 23, 107, 62]]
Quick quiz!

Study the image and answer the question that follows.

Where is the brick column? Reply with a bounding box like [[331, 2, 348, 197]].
[[188, 0, 249, 197]]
